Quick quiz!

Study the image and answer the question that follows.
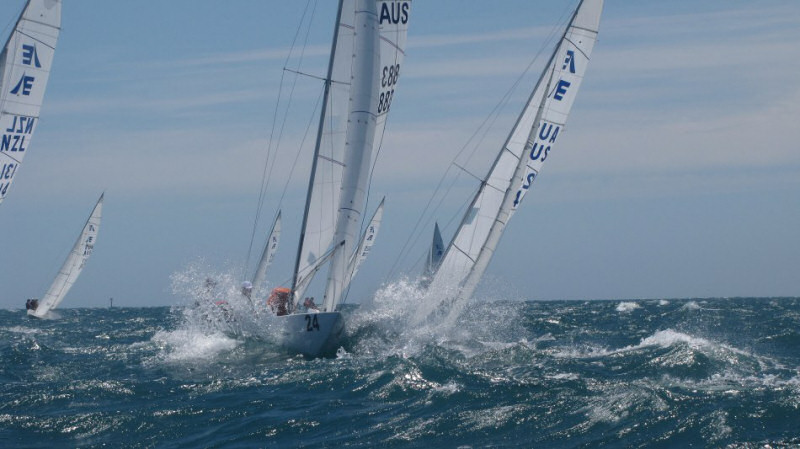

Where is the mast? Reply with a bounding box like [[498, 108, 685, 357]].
[[290, 0, 346, 296]]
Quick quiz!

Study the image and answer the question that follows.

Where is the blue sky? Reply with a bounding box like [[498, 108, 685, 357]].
[[1, 0, 798, 309]]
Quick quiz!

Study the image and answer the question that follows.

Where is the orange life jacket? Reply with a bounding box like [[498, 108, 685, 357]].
[[267, 287, 290, 316]]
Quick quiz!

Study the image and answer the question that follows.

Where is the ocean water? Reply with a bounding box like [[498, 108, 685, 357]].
[[2, 293, 799, 448]]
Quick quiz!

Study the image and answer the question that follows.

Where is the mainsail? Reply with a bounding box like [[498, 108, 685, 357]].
[[291, 0, 411, 312], [30, 193, 103, 318], [0, 0, 61, 204], [426, 0, 603, 306]]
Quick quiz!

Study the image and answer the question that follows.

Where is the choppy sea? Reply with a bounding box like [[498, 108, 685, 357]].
[[2, 289, 799, 448]]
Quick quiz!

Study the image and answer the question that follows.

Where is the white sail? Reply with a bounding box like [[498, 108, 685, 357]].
[[293, 0, 357, 301], [276, 1, 411, 356], [251, 211, 281, 294], [321, 0, 411, 312], [420, 222, 444, 288], [428, 0, 603, 304], [347, 197, 385, 282], [0, 0, 61, 204], [322, 0, 381, 312], [30, 193, 103, 318]]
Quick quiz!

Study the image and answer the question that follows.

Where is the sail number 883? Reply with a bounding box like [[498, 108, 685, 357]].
[[378, 64, 400, 113]]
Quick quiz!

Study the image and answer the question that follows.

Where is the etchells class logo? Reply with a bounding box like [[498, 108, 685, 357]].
[[10, 73, 34, 96], [9, 43, 43, 96], [554, 50, 576, 101], [22, 44, 41, 67]]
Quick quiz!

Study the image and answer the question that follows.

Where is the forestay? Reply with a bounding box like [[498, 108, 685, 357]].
[[30, 193, 103, 318], [427, 0, 603, 304], [0, 0, 61, 204]]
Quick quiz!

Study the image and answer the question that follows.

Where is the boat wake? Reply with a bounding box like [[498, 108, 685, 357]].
[[151, 263, 293, 365], [343, 277, 527, 359]]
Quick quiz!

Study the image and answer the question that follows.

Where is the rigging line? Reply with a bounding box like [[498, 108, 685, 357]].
[[403, 164, 477, 276], [452, 162, 484, 184], [245, 0, 313, 274], [385, 163, 458, 279], [406, 189, 474, 275], [386, 42, 543, 278], [263, 0, 320, 213], [283, 67, 351, 86], [386, 96, 508, 280], [0, 1, 23, 39], [245, 0, 316, 275], [274, 85, 325, 224], [385, 8, 574, 281]]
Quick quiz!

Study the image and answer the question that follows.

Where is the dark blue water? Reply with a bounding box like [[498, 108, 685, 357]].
[[2, 295, 799, 448]]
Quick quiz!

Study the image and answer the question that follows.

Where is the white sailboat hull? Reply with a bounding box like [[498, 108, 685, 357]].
[[279, 312, 344, 357]]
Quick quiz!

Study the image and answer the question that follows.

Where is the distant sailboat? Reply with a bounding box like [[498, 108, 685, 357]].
[[263, 0, 411, 357], [420, 0, 603, 322], [419, 222, 443, 288], [27, 193, 103, 318], [250, 211, 281, 295], [0, 0, 61, 204]]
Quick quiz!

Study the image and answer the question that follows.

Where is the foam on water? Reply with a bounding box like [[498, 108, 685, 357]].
[[151, 328, 239, 363], [681, 300, 702, 310], [2, 298, 800, 447], [4, 326, 39, 335], [616, 301, 640, 312], [346, 277, 526, 360]]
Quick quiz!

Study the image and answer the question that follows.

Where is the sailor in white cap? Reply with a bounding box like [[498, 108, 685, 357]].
[[241, 281, 253, 301]]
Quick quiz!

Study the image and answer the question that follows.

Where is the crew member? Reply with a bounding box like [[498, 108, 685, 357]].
[[241, 281, 253, 301], [267, 287, 290, 316], [303, 297, 319, 313]]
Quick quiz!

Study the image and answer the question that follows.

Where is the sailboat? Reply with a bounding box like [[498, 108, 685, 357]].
[[0, 0, 61, 204], [27, 193, 103, 318], [419, 222, 444, 289], [418, 0, 603, 324], [250, 211, 281, 296], [264, 0, 411, 357]]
